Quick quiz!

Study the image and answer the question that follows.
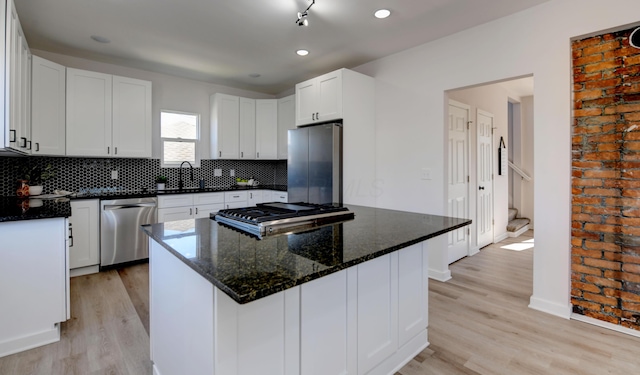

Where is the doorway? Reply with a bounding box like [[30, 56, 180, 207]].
[[446, 76, 534, 263]]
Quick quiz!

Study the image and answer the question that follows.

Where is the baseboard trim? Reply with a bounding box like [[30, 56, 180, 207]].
[[469, 246, 480, 256], [428, 268, 452, 282], [571, 314, 640, 338], [494, 232, 508, 243], [0, 325, 60, 358], [70, 265, 99, 278], [528, 296, 572, 319]]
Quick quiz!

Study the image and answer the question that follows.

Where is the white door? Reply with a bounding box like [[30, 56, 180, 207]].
[[477, 110, 495, 248], [447, 100, 470, 264]]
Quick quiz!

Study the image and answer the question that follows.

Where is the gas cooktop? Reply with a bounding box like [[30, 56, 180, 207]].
[[213, 202, 354, 237]]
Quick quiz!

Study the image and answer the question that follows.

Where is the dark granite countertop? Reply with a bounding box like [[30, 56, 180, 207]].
[[0, 185, 287, 221], [0, 197, 71, 222], [141, 205, 471, 304]]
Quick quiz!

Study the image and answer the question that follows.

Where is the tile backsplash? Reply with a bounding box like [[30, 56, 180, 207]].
[[0, 156, 287, 196]]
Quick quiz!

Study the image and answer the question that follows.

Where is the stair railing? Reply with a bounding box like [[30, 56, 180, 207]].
[[508, 161, 532, 181]]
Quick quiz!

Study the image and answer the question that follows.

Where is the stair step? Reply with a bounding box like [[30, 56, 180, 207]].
[[507, 218, 530, 232], [508, 208, 518, 222]]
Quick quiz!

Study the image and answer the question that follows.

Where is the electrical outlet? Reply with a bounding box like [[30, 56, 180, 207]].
[[214, 169, 222, 177], [421, 168, 431, 180], [111, 170, 118, 180], [230, 169, 235, 177]]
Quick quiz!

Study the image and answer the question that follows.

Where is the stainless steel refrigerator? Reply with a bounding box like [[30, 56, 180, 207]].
[[288, 123, 342, 204]]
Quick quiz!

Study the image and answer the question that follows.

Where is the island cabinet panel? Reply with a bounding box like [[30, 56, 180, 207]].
[[357, 253, 399, 374], [300, 268, 357, 375], [149, 240, 215, 375], [214, 288, 290, 375], [398, 243, 429, 347]]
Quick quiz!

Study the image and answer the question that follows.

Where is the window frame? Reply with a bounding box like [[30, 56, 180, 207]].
[[160, 109, 201, 168]]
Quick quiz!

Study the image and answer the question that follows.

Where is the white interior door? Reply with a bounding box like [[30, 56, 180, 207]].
[[447, 100, 470, 264], [477, 110, 495, 248]]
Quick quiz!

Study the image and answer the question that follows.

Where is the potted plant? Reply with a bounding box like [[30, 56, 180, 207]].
[[155, 176, 168, 191], [16, 164, 56, 196]]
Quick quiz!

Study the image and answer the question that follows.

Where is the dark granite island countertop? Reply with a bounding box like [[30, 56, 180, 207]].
[[142, 204, 471, 304]]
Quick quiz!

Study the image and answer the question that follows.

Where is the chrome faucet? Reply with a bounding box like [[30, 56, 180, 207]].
[[178, 161, 194, 190]]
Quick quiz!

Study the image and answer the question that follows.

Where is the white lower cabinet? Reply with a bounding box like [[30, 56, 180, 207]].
[[300, 269, 357, 375], [157, 192, 224, 222], [272, 191, 288, 203], [358, 253, 398, 374], [224, 191, 248, 209], [0, 218, 69, 357], [69, 199, 100, 276]]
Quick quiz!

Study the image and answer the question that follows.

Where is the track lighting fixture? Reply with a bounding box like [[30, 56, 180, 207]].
[[295, 0, 315, 27]]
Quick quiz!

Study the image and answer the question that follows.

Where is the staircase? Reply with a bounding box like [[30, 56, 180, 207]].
[[507, 208, 530, 238]]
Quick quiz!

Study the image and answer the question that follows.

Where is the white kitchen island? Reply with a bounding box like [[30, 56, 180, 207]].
[[143, 205, 470, 375]]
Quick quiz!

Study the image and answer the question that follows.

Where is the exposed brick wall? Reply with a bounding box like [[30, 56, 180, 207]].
[[572, 26, 640, 331]]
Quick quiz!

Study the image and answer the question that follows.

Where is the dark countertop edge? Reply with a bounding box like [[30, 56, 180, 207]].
[[142, 217, 472, 305], [0, 212, 70, 223]]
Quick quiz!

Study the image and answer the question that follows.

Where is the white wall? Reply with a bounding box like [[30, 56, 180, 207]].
[[449, 84, 512, 248], [354, 0, 640, 318], [32, 49, 274, 161]]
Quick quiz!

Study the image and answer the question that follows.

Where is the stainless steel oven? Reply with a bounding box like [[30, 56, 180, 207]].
[[100, 197, 157, 269]]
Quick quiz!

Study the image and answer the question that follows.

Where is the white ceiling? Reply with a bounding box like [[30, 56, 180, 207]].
[[15, 0, 549, 95]]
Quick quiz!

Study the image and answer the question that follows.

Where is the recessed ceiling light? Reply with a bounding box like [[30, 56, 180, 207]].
[[374, 9, 391, 19], [296, 49, 309, 56], [90, 35, 111, 44], [249, 73, 261, 78]]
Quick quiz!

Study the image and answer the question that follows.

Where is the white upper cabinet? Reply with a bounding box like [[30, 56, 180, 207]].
[[211, 94, 280, 160], [66, 68, 112, 157], [1, 0, 32, 154], [295, 69, 342, 126], [112, 76, 152, 157], [66, 68, 152, 158], [277, 95, 295, 160], [255, 99, 278, 159], [211, 93, 240, 159], [31, 56, 66, 156], [238, 97, 256, 159]]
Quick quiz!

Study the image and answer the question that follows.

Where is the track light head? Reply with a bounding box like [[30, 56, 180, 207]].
[[295, 0, 315, 27]]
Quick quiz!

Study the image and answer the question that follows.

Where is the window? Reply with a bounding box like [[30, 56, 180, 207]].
[[160, 110, 200, 167]]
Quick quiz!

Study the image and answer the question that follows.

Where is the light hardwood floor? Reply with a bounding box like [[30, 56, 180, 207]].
[[2, 230, 639, 374]]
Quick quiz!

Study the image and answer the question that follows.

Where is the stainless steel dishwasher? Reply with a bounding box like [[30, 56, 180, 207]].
[[100, 197, 157, 269]]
